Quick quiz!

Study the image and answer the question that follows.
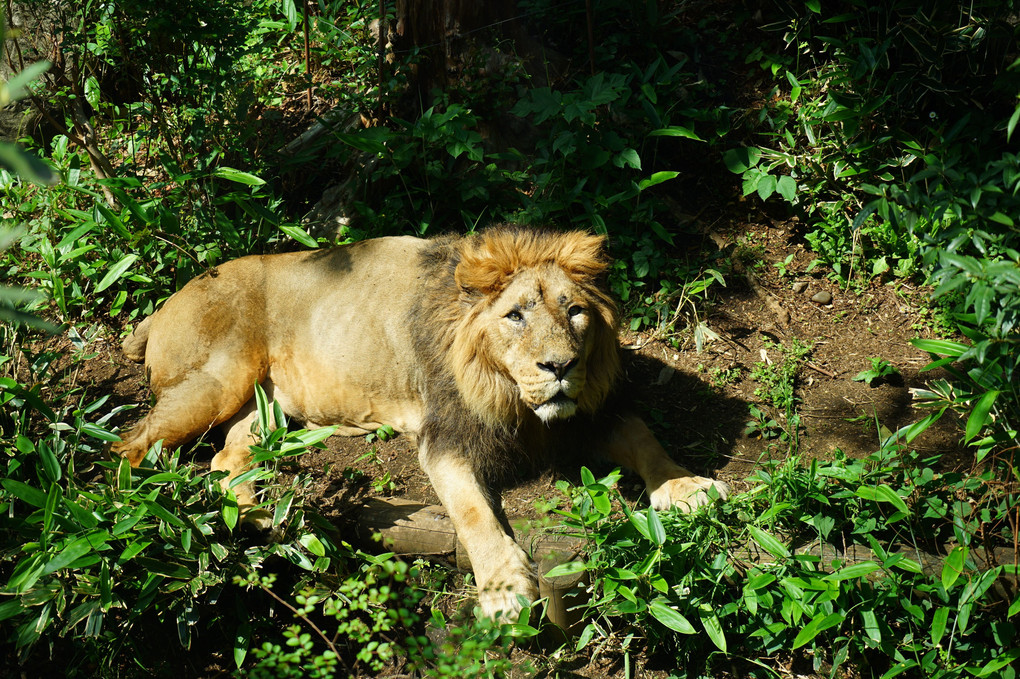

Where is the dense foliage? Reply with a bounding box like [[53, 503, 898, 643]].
[[2, 0, 1018, 676]]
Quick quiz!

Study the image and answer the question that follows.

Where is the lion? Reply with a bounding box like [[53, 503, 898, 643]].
[[112, 226, 728, 618]]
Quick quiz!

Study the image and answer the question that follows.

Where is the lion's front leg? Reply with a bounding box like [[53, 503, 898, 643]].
[[605, 414, 729, 512], [419, 447, 538, 619]]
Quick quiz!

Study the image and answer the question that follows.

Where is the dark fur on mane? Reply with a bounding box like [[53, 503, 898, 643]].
[[407, 226, 621, 481]]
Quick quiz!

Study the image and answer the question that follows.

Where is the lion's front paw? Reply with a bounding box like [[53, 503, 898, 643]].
[[649, 475, 729, 512], [475, 541, 539, 620]]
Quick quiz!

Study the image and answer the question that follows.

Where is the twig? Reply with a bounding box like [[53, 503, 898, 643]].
[[255, 579, 351, 674], [303, 0, 312, 111], [804, 361, 836, 378]]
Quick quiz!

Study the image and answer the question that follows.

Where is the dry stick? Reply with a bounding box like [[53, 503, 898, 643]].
[[303, 0, 312, 112], [804, 361, 837, 378], [584, 0, 595, 75], [377, 0, 386, 116]]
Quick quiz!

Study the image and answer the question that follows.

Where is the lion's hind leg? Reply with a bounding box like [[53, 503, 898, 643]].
[[212, 383, 281, 529], [111, 369, 261, 468]]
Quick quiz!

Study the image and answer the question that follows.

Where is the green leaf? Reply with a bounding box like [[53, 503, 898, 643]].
[[94, 202, 130, 239], [756, 173, 777, 200], [37, 441, 61, 483], [273, 491, 295, 527], [930, 606, 949, 647], [299, 533, 326, 558], [647, 506, 665, 547], [648, 126, 704, 141], [872, 256, 890, 276], [776, 174, 797, 202], [877, 660, 918, 676], [222, 492, 239, 531], [545, 560, 588, 578], [793, 612, 844, 649], [234, 622, 251, 670], [910, 338, 968, 357], [965, 390, 999, 442], [141, 498, 187, 528], [722, 147, 762, 174], [84, 76, 101, 110], [648, 599, 696, 634], [132, 557, 192, 579], [1009, 593, 1020, 618], [81, 422, 122, 442], [826, 561, 880, 581], [625, 507, 652, 542], [2, 479, 48, 508], [1007, 103, 1020, 142], [213, 167, 265, 186], [616, 148, 641, 170], [855, 484, 908, 516], [942, 545, 967, 590], [0, 141, 59, 185], [975, 648, 1020, 677], [748, 525, 789, 559], [699, 604, 727, 652], [279, 224, 318, 248], [637, 171, 679, 191], [861, 610, 881, 643], [43, 533, 110, 576], [95, 254, 139, 293], [3, 61, 51, 103], [989, 211, 1014, 227]]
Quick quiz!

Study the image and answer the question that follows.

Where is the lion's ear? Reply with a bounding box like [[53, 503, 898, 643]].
[[556, 232, 609, 280], [454, 240, 512, 295]]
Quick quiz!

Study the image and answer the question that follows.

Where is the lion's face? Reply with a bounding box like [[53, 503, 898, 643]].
[[449, 229, 621, 427], [485, 265, 593, 422]]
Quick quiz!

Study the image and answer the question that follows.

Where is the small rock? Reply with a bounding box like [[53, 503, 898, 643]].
[[811, 291, 832, 305], [655, 366, 675, 386], [792, 281, 808, 294]]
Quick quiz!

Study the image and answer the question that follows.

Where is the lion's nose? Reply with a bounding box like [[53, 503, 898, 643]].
[[537, 358, 577, 380]]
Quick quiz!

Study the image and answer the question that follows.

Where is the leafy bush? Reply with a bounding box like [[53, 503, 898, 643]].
[[556, 454, 1019, 678], [0, 372, 341, 671], [727, 0, 1020, 294]]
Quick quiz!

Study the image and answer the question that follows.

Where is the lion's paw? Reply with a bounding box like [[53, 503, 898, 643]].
[[649, 475, 729, 513], [476, 543, 539, 621]]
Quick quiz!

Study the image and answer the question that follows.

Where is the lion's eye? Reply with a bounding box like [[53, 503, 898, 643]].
[[505, 310, 524, 322], [567, 305, 584, 318]]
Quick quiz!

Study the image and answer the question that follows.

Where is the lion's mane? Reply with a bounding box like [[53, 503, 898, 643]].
[[408, 226, 621, 477]]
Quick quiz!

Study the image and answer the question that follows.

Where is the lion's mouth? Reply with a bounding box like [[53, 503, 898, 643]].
[[530, 393, 578, 423]]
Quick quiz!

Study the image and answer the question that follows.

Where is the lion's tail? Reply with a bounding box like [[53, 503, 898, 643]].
[[122, 315, 153, 363]]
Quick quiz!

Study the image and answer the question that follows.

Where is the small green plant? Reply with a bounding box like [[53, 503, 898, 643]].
[[750, 337, 812, 415], [772, 253, 796, 278], [744, 403, 784, 440], [708, 365, 742, 388], [365, 424, 396, 443], [852, 357, 900, 386], [243, 555, 517, 678]]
